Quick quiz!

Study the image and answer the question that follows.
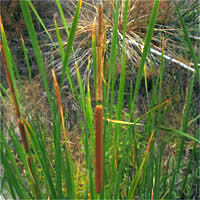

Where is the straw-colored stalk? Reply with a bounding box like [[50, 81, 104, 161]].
[[151, 177, 155, 200], [146, 130, 155, 153], [96, 3, 105, 103], [0, 16, 37, 199], [95, 105, 103, 193]]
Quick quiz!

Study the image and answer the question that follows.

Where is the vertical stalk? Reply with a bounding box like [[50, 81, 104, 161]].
[[95, 105, 103, 193], [0, 47, 20, 119], [52, 69, 70, 149], [95, 2, 105, 194], [96, 2, 104, 103]]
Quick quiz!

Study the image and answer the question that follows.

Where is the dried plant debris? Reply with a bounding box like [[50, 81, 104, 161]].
[[45, 0, 199, 88], [1, 0, 199, 89]]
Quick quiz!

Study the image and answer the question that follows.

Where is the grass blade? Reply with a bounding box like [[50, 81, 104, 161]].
[[21, 35, 32, 83], [27, 0, 54, 44], [130, 0, 160, 115], [60, 0, 82, 89], [128, 131, 155, 199], [23, 119, 57, 198], [19, 0, 52, 105]]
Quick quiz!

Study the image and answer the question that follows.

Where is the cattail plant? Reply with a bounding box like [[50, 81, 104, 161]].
[[94, 1, 105, 194], [95, 104, 103, 193], [1, 1, 199, 199], [0, 16, 38, 199], [52, 69, 70, 149]]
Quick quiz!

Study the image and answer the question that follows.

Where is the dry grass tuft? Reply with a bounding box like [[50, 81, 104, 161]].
[[47, 0, 197, 89]]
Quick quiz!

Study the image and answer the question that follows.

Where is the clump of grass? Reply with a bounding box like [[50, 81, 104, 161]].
[[46, 0, 198, 89], [1, 0, 200, 199]]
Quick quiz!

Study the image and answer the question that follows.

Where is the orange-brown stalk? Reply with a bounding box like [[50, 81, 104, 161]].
[[0, 16, 37, 199], [146, 130, 155, 153], [0, 32, 27, 150], [52, 69, 70, 150], [1, 17, 27, 151], [0, 31, 20, 118], [95, 105, 103, 193], [95, 2, 105, 193], [92, 17, 96, 43], [18, 120, 29, 152]]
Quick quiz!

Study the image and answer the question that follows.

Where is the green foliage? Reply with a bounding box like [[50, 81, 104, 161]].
[[1, 0, 199, 199]]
